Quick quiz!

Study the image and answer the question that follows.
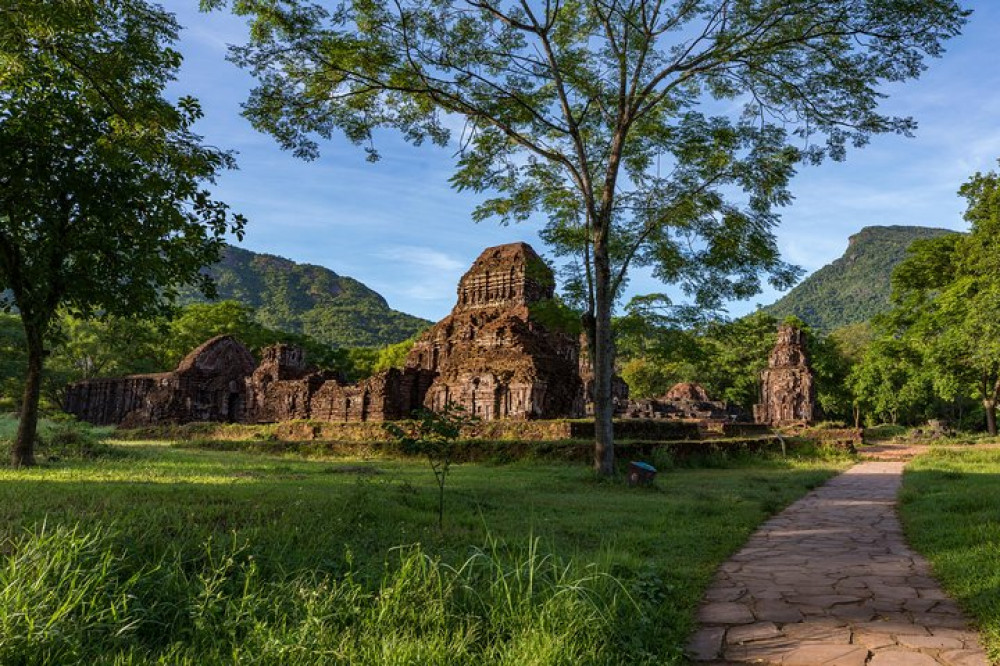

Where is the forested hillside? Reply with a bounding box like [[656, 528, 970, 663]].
[[178, 245, 431, 348], [763, 226, 958, 332]]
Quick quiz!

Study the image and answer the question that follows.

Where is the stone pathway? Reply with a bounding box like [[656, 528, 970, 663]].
[[687, 461, 991, 665]]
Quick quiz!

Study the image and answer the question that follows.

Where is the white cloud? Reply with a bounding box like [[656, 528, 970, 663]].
[[375, 246, 466, 273]]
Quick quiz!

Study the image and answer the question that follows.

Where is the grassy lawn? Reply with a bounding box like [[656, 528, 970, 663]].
[[0, 417, 851, 664], [900, 446, 1000, 662]]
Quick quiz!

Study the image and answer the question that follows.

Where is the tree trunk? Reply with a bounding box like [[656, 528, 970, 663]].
[[592, 234, 615, 476], [984, 399, 997, 436], [12, 327, 43, 467]]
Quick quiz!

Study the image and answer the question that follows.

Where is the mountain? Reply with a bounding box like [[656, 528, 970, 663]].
[[763, 225, 959, 333], [180, 245, 432, 348]]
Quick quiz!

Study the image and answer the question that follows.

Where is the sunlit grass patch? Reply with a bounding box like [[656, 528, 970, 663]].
[[901, 447, 1000, 662], [0, 425, 849, 663]]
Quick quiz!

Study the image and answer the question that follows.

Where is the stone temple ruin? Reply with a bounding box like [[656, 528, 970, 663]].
[[753, 324, 816, 426], [63, 336, 256, 427], [408, 242, 582, 420], [622, 382, 741, 421], [64, 242, 818, 430], [65, 242, 591, 426]]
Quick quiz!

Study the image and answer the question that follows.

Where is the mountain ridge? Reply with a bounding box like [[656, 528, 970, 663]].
[[762, 225, 959, 332], [179, 245, 432, 348]]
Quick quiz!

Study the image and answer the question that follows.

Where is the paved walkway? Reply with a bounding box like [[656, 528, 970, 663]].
[[687, 461, 991, 665]]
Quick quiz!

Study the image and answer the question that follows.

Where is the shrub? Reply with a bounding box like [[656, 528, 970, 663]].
[[36, 422, 122, 461]]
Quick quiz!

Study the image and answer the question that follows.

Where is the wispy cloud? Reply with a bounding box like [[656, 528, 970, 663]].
[[375, 246, 466, 273]]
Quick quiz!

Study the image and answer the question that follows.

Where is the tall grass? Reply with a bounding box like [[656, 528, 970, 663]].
[[0, 525, 635, 665]]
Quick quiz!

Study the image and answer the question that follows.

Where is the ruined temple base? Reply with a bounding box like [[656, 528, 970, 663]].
[[112, 418, 796, 446]]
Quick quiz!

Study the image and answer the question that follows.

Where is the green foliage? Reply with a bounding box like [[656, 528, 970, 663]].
[[0, 315, 26, 410], [828, 322, 875, 365], [0, 0, 244, 464], [385, 405, 479, 529], [372, 337, 417, 373], [619, 357, 683, 401], [0, 0, 244, 320], [848, 336, 936, 426], [614, 296, 714, 400], [212, 0, 967, 474], [33, 422, 123, 462], [0, 302, 359, 413], [0, 415, 117, 463], [700, 312, 781, 413], [529, 297, 584, 336], [0, 433, 846, 662], [617, 309, 854, 421], [177, 246, 431, 348], [871, 166, 1000, 433], [764, 226, 958, 332], [804, 328, 854, 423], [0, 524, 630, 665]]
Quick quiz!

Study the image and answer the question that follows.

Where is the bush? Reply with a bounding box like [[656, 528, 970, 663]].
[[36, 422, 122, 461]]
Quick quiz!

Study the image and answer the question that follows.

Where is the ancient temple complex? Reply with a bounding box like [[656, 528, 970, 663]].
[[753, 324, 816, 426], [64, 242, 596, 426]]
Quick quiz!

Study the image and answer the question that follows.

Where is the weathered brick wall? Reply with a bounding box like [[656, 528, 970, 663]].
[[754, 324, 817, 425], [65, 336, 255, 427], [63, 375, 163, 425], [407, 242, 584, 421]]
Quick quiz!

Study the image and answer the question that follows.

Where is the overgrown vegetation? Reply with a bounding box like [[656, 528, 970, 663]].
[[0, 525, 631, 665], [763, 226, 957, 333], [900, 447, 1000, 662], [176, 245, 430, 348], [616, 309, 852, 421], [0, 419, 847, 663], [385, 405, 480, 529]]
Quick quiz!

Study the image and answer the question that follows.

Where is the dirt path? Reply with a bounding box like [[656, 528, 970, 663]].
[[686, 460, 990, 665]]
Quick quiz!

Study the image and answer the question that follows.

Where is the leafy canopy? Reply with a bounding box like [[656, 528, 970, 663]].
[[0, 0, 245, 465], [880, 165, 1000, 432], [209, 0, 965, 309], [0, 0, 245, 328], [206, 0, 967, 472]]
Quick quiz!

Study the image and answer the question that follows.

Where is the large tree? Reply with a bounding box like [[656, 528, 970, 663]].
[[213, 0, 967, 473], [0, 1, 245, 466], [887, 168, 1000, 434]]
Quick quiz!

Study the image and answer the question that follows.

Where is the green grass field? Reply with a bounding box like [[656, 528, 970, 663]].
[[901, 446, 1000, 663], [0, 416, 851, 664]]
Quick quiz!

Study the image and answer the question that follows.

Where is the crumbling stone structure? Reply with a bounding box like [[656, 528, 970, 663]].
[[244, 343, 435, 424], [65, 242, 602, 426], [576, 333, 630, 416], [64, 335, 256, 426], [621, 382, 740, 421], [753, 324, 816, 425], [406, 242, 584, 420]]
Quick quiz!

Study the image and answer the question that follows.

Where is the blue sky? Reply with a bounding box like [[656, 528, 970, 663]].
[[166, 1, 1000, 322]]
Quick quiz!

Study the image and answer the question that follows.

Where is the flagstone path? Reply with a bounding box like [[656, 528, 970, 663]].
[[686, 459, 992, 665]]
